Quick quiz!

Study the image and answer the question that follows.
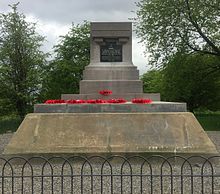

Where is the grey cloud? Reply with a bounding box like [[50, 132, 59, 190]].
[[0, 0, 149, 73], [0, 0, 138, 24]]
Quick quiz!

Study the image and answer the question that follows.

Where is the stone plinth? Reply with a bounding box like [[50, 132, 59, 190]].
[[4, 113, 217, 155], [34, 102, 187, 113]]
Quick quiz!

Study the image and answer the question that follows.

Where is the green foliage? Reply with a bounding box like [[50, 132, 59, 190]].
[[135, 0, 220, 67], [142, 53, 220, 111], [163, 53, 220, 111], [0, 3, 47, 118], [195, 112, 220, 131], [141, 69, 164, 93], [40, 22, 90, 100], [0, 115, 22, 134]]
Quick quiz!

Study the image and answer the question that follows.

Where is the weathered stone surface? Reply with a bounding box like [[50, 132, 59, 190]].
[[61, 93, 161, 101], [83, 66, 139, 80], [91, 22, 131, 35], [65, 22, 153, 100], [80, 80, 143, 94], [79, 22, 141, 95], [4, 113, 217, 155], [34, 102, 187, 113], [90, 22, 132, 64]]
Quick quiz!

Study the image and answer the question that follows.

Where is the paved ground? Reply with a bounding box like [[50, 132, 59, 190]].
[[206, 131, 220, 153], [0, 132, 220, 193]]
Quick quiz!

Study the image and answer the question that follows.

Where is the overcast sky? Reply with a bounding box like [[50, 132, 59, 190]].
[[0, 0, 150, 74]]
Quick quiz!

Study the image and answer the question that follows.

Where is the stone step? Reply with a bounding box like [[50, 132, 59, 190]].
[[80, 80, 143, 94], [83, 66, 139, 80], [61, 93, 160, 101], [34, 102, 187, 113]]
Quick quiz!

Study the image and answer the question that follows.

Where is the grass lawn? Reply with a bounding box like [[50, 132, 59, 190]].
[[0, 116, 22, 134], [195, 113, 220, 131], [0, 112, 219, 134]]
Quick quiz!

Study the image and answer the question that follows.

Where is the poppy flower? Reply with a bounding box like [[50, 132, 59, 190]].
[[87, 99, 96, 104], [66, 100, 76, 104], [44, 99, 66, 104], [132, 98, 152, 104], [107, 98, 127, 103], [99, 90, 112, 96], [75, 99, 86, 104], [96, 99, 108, 103]]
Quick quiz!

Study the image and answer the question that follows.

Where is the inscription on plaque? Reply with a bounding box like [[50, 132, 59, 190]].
[[100, 39, 122, 62]]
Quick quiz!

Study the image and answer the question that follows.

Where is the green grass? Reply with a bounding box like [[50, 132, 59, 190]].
[[0, 116, 22, 134], [195, 112, 220, 131]]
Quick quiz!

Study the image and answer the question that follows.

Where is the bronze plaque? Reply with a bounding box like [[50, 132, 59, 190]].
[[100, 39, 122, 62]]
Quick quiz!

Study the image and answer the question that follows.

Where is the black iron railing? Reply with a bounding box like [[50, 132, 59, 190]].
[[0, 155, 220, 193]]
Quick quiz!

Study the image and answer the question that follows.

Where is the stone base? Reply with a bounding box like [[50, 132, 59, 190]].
[[61, 93, 161, 101], [34, 102, 187, 113], [4, 113, 217, 155]]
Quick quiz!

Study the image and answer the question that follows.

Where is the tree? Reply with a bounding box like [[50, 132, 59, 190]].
[[142, 53, 220, 111], [0, 3, 47, 118], [141, 69, 164, 93], [163, 53, 220, 111], [40, 22, 90, 100], [134, 0, 220, 68]]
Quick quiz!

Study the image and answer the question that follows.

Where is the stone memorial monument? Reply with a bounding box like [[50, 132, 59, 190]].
[[62, 22, 160, 101], [4, 22, 217, 155]]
